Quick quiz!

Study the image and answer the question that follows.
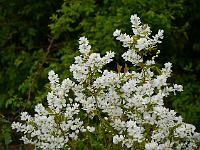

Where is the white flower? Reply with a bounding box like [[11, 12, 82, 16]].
[[122, 50, 143, 65], [79, 36, 89, 45], [113, 135, 124, 144], [78, 36, 91, 55], [20, 112, 31, 121], [113, 29, 121, 37], [130, 14, 141, 30], [152, 29, 164, 44], [35, 104, 48, 115], [146, 60, 155, 65], [164, 62, 172, 69], [135, 37, 149, 51], [153, 74, 167, 89], [173, 84, 183, 92], [87, 126, 95, 132], [79, 43, 91, 55], [145, 142, 158, 150], [116, 33, 132, 47], [48, 70, 59, 89]]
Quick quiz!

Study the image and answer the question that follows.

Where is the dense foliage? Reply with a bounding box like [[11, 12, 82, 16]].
[[0, 0, 200, 148]]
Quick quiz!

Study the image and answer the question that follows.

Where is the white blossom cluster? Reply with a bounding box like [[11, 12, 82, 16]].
[[12, 14, 200, 149], [12, 71, 86, 149]]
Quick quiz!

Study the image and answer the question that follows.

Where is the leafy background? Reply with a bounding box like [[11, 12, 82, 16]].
[[0, 0, 200, 148]]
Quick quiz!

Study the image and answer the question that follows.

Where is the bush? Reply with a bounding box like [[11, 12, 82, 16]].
[[12, 14, 200, 150]]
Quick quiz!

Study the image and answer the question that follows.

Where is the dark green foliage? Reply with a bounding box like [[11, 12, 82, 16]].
[[50, 0, 185, 58], [0, 117, 12, 149], [0, 0, 200, 148], [165, 0, 200, 131], [0, 0, 64, 147]]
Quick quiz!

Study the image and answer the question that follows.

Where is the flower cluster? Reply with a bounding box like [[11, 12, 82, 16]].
[[12, 14, 200, 149], [12, 71, 84, 149]]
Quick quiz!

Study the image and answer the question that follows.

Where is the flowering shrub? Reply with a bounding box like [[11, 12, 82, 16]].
[[12, 14, 200, 149]]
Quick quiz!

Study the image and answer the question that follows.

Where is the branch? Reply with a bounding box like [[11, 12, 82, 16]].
[[27, 38, 54, 101]]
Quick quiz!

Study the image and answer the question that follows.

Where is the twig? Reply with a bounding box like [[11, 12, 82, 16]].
[[27, 38, 54, 101]]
